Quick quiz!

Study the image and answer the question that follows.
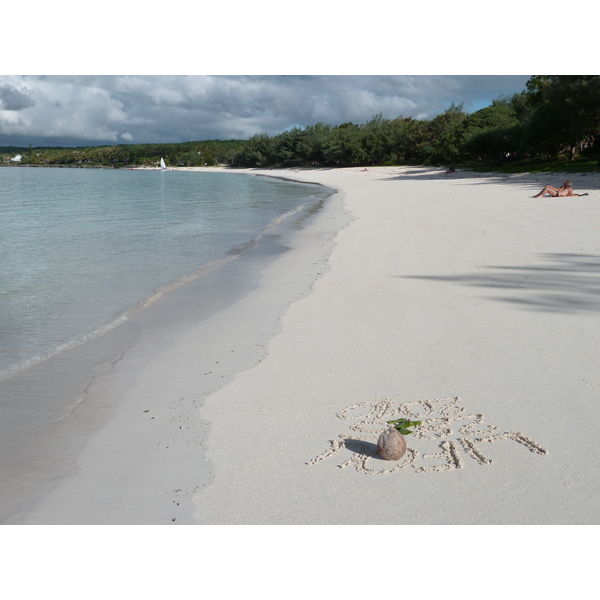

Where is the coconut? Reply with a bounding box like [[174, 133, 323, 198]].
[[377, 427, 407, 460]]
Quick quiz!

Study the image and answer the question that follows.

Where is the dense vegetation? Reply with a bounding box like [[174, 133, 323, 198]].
[[1, 139, 244, 168], [2, 76, 599, 171], [231, 76, 600, 170]]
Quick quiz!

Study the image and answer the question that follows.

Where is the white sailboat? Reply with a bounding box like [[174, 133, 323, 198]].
[[160, 157, 167, 170]]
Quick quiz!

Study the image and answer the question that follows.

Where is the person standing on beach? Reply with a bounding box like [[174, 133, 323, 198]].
[[532, 179, 588, 198]]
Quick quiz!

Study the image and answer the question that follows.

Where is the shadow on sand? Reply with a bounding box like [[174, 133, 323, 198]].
[[343, 439, 390, 461], [400, 253, 600, 314], [376, 168, 600, 195]]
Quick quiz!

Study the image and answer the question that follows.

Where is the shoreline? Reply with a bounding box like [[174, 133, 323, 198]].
[[14, 169, 347, 524], [11, 165, 600, 524]]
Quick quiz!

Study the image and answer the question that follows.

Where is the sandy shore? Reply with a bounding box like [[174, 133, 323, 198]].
[[21, 165, 600, 524]]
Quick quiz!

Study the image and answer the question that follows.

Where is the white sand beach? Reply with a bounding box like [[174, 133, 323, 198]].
[[20, 166, 600, 525]]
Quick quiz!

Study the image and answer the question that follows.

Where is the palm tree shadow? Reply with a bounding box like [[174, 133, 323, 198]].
[[377, 168, 599, 194], [401, 252, 600, 314]]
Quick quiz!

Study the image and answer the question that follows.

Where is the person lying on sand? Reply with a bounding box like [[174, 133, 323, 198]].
[[444, 165, 456, 175], [532, 179, 589, 198]]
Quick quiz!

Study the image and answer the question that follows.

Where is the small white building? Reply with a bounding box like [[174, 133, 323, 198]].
[[10, 154, 22, 162]]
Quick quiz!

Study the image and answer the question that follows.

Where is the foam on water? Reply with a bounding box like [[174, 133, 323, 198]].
[[0, 166, 336, 522], [0, 168, 327, 381]]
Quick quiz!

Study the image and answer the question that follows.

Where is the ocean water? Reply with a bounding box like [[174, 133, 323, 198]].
[[0, 166, 335, 521], [0, 167, 328, 381]]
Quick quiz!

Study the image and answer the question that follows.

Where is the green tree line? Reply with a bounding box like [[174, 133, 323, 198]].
[[232, 76, 600, 168], [2, 139, 245, 168], [3, 76, 599, 170]]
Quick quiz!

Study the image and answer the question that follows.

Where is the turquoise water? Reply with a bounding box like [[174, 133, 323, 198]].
[[0, 167, 328, 381], [0, 166, 335, 522]]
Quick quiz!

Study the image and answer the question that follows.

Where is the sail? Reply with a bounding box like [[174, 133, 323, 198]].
[[160, 157, 166, 170]]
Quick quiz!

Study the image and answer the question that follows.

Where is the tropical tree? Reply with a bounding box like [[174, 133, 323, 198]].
[[521, 75, 600, 159], [232, 133, 274, 167], [360, 114, 390, 165], [295, 122, 330, 166], [386, 117, 430, 163], [322, 123, 367, 166], [425, 102, 467, 164], [461, 101, 521, 161]]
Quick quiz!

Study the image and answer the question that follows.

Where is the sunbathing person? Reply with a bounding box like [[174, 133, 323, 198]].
[[533, 180, 588, 198]]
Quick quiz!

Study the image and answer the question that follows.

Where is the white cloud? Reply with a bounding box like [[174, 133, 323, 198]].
[[0, 75, 532, 146]]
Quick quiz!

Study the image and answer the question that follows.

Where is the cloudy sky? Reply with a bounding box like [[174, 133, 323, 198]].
[[2, 1, 587, 149], [0, 75, 532, 148]]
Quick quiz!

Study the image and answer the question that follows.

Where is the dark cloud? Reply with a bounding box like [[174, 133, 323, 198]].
[[0, 75, 531, 147], [0, 84, 36, 111]]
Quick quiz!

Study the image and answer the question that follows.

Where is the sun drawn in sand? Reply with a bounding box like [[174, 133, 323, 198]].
[[307, 396, 547, 474]]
